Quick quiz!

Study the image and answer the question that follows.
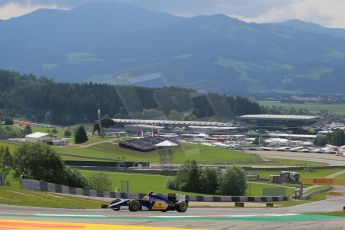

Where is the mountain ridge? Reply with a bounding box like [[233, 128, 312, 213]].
[[1, 1, 345, 93]]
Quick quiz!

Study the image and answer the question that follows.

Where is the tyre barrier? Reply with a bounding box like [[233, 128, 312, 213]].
[[235, 202, 244, 207], [20, 179, 290, 202], [266, 203, 274, 207]]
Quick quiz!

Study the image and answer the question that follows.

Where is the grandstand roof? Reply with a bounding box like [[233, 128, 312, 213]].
[[113, 119, 232, 127], [239, 114, 319, 121], [267, 133, 317, 138]]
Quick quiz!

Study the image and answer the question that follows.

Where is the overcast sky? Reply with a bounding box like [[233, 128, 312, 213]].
[[1, 0, 345, 28]]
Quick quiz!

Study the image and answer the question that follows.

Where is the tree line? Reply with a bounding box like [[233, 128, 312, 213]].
[[167, 161, 247, 196], [314, 129, 345, 147], [0, 143, 113, 191], [0, 70, 262, 125]]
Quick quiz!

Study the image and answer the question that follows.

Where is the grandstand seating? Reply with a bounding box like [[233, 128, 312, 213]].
[[119, 136, 178, 152]]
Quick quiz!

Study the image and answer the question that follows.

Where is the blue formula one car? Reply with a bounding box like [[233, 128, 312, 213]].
[[101, 193, 188, 212]]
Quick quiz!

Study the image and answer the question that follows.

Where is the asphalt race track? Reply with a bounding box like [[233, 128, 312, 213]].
[[253, 150, 345, 166], [0, 196, 345, 230]]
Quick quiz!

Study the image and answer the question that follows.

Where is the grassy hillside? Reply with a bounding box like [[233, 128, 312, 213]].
[[0, 186, 103, 208], [0, 140, 330, 166], [55, 142, 263, 164], [259, 101, 345, 115]]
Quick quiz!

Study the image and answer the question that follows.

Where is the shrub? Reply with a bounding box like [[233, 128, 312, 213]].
[[63, 168, 89, 188], [166, 179, 178, 190], [88, 172, 112, 191], [218, 166, 247, 196], [13, 143, 65, 183], [168, 161, 247, 196], [200, 167, 219, 194], [13, 143, 88, 188], [0, 146, 12, 184], [64, 129, 72, 138]]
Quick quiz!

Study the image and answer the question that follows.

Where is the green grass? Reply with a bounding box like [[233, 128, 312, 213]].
[[259, 101, 345, 115], [2, 138, 326, 167], [308, 191, 328, 202], [55, 142, 263, 164], [320, 211, 345, 217], [246, 182, 294, 196], [79, 136, 117, 145], [0, 186, 103, 209], [58, 144, 326, 166], [5, 171, 21, 188], [271, 187, 329, 207], [61, 154, 113, 162], [335, 172, 345, 178], [0, 141, 17, 153], [31, 126, 66, 138], [305, 185, 329, 194], [271, 199, 308, 207], [31, 126, 107, 144], [271, 192, 327, 207]]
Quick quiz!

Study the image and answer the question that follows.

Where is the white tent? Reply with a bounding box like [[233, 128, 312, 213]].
[[155, 140, 178, 147]]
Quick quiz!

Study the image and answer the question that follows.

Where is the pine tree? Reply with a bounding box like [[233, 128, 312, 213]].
[[64, 129, 72, 138], [24, 125, 32, 135], [74, 126, 88, 144]]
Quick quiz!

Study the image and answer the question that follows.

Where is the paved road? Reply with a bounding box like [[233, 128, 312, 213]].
[[253, 150, 345, 166], [0, 196, 345, 230]]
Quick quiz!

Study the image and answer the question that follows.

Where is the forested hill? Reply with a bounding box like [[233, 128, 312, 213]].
[[0, 70, 262, 125]]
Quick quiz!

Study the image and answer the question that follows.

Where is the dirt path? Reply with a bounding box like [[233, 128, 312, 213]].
[[326, 169, 345, 178], [70, 138, 118, 148]]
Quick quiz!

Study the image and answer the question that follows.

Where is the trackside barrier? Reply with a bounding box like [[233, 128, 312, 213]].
[[20, 179, 290, 202]]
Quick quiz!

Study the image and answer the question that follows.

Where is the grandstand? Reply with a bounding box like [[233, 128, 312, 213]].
[[119, 136, 178, 152], [238, 114, 319, 129], [113, 119, 232, 127]]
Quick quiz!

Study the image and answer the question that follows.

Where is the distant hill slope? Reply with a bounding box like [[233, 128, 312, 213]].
[[1, 2, 345, 93], [280, 19, 345, 38], [0, 70, 262, 125]]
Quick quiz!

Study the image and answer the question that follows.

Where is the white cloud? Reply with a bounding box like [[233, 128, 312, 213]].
[[0, 1, 65, 20], [236, 0, 345, 28], [1, 0, 345, 28]]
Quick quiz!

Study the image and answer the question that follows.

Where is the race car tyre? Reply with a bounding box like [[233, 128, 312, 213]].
[[128, 200, 141, 212], [176, 201, 188, 212], [101, 204, 108, 209]]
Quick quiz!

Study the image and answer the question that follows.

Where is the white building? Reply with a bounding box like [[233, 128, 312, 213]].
[[265, 138, 290, 146], [25, 132, 68, 146]]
